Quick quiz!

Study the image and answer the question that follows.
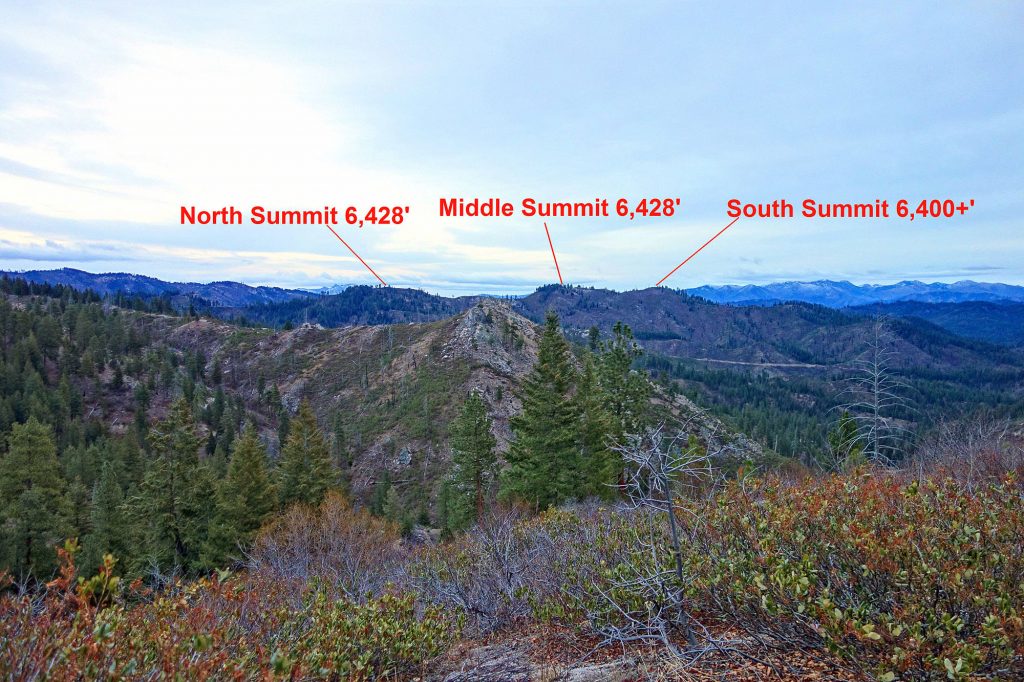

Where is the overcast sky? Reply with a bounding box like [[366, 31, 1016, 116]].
[[1, 2, 1021, 294]]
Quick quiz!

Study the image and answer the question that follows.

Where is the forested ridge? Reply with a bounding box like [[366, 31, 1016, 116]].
[[0, 277, 662, 580]]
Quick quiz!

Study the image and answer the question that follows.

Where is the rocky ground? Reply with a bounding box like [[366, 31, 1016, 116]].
[[425, 624, 866, 681]]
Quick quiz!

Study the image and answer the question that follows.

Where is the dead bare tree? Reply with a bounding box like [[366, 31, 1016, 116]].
[[836, 317, 913, 466], [589, 422, 721, 654]]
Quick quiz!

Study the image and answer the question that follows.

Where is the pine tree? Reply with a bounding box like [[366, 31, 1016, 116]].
[[383, 486, 411, 536], [277, 405, 290, 452], [132, 398, 210, 573], [207, 427, 276, 564], [598, 322, 650, 440], [81, 461, 126, 574], [436, 479, 453, 535], [0, 418, 69, 578], [330, 413, 347, 464], [826, 410, 866, 471], [277, 401, 335, 508], [65, 479, 91, 541], [371, 470, 392, 516], [449, 392, 497, 529], [576, 353, 618, 499], [500, 312, 580, 510]]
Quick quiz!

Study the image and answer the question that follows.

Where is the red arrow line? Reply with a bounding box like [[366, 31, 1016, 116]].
[[544, 222, 563, 285], [326, 225, 388, 286], [656, 216, 740, 287]]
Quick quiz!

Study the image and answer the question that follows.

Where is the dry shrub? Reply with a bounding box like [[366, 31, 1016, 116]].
[[248, 491, 402, 600], [912, 417, 1024, 488], [409, 507, 535, 634], [1, 508, 459, 680]]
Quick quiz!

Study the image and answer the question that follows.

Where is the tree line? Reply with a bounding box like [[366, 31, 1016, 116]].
[[0, 274, 656, 580], [1, 397, 341, 579]]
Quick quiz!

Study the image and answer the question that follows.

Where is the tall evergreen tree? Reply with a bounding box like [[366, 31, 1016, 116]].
[[132, 398, 210, 573], [278, 401, 335, 508], [81, 461, 127, 574], [449, 392, 497, 529], [500, 312, 580, 510], [825, 410, 866, 471], [331, 412, 349, 466], [598, 322, 650, 440], [575, 353, 618, 499], [207, 427, 276, 564], [371, 470, 392, 516], [65, 479, 91, 542], [435, 478, 453, 536], [383, 486, 412, 536], [0, 418, 69, 578]]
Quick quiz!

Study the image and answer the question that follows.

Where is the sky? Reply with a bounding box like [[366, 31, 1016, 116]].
[[0, 1, 1021, 295]]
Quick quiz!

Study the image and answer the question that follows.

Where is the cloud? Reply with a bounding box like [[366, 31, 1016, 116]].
[[0, 2, 1021, 293], [0, 239, 127, 263], [0, 226, 362, 282]]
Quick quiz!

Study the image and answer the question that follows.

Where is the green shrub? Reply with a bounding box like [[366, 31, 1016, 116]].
[[278, 590, 462, 680], [688, 473, 1024, 680]]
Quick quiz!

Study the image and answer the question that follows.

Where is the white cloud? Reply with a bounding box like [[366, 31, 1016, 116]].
[[0, 2, 1020, 292]]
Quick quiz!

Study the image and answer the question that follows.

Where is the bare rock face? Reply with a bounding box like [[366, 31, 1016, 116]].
[[444, 299, 539, 378]]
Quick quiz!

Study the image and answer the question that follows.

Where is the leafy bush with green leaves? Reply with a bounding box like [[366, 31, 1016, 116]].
[[688, 473, 1024, 680], [276, 589, 461, 680]]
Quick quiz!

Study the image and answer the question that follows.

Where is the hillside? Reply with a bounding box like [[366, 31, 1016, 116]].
[[225, 283, 1023, 379], [513, 285, 1023, 371], [849, 300, 1024, 346], [163, 281, 1024, 461], [166, 301, 537, 498], [4, 272, 1021, 463], [181, 300, 762, 496], [230, 285, 477, 327], [508, 285, 1024, 460]]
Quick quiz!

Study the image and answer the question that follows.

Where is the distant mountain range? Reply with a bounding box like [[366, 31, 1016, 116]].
[[686, 280, 1024, 307], [4, 269, 1023, 347], [9, 270, 1024, 308], [3, 268, 314, 307], [299, 284, 353, 296]]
